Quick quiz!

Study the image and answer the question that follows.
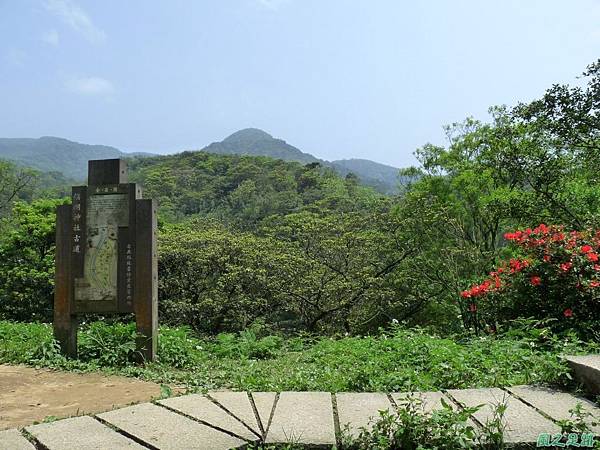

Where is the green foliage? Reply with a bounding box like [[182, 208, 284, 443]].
[[157, 326, 205, 368], [461, 225, 600, 333], [78, 322, 139, 366], [0, 159, 36, 218], [158, 205, 421, 334], [0, 321, 588, 393], [261, 207, 416, 332], [557, 402, 599, 435], [208, 331, 284, 360], [343, 395, 506, 449], [0, 198, 67, 322], [158, 219, 293, 333], [390, 61, 600, 330], [128, 151, 379, 227]]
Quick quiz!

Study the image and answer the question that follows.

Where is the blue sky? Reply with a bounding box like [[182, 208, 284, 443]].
[[1, 0, 599, 167]]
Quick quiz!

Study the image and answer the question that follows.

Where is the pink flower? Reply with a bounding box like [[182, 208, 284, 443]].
[[560, 262, 573, 272], [530, 276, 542, 286]]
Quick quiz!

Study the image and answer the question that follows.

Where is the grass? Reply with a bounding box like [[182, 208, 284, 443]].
[[0, 320, 596, 393]]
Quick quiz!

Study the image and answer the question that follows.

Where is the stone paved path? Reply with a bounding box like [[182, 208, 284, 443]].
[[2, 385, 600, 449]]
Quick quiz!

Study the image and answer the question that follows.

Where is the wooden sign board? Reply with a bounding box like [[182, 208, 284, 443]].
[[54, 159, 157, 362]]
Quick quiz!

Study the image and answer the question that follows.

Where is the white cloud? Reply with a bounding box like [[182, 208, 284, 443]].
[[45, 0, 106, 44], [65, 76, 114, 96], [42, 29, 60, 46]]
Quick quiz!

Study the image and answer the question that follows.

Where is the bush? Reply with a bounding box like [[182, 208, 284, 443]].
[[158, 220, 294, 334], [0, 321, 590, 392], [157, 326, 205, 368], [461, 224, 600, 331], [0, 199, 66, 322], [343, 395, 506, 449], [208, 330, 284, 360], [78, 322, 138, 366]]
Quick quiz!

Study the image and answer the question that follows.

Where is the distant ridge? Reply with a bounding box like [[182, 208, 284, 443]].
[[0, 130, 402, 193], [201, 128, 401, 193], [0, 137, 154, 180]]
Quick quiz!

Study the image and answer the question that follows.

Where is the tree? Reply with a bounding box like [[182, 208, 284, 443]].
[[0, 160, 35, 218], [158, 219, 296, 333], [0, 198, 66, 322], [261, 205, 415, 332]]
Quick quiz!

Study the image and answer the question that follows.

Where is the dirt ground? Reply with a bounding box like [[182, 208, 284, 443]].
[[0, 364, 163, 430]]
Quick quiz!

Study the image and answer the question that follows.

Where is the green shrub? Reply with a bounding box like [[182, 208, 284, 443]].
[[0, 199, 66, 322], [158, 220, 292, 334], [343, 395, 506, 449], [461, 224, 600, 333], [0, 321, 591, 392], [158, 326, 205, 368], [208, 330, 284, 360], [77, 322, 138, 366]]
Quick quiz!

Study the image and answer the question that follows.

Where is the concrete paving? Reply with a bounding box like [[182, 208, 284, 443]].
[[0, 429, 34, 450], [266, 391, 336, 446], [159, 393, 259, 442], [99, 402, 245, 450], [249, 391, 277, 435], [206, 391, 262, 438], [335, 392, 392, 439], [3, 385, 599, 448], [448, 387, 561, 445], [26, 416, 145, 450], [565, 354, 600, 396], [507, 385, 600, 433]]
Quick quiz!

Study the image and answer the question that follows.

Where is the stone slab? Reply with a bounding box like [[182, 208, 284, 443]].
[[98, 402, 245, 450], [159, 394, 257, 441], [0, 429, 35, 450], [336, 393, 392, 439], [447, 387, 560, 444], [508, 385, 600, 433], [207, 391, 261, 437], [26, 416, 144, 450], [564, 355, 600, 396], [250, 392, 277, 434], [266, 391, 336, 446]]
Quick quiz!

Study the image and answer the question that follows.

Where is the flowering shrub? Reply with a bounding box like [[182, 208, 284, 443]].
[[460, 224, 600, 329]]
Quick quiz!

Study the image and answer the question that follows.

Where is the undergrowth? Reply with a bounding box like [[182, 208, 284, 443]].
[[0, 320, 594, 392]]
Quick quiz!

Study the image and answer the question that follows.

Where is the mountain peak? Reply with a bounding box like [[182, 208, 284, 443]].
[[222, 128, 274, 144], [204, 128, 319, 166]]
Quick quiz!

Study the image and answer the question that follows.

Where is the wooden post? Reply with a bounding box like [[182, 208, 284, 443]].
[[54, 204, 78, 357], [134, 198, 158, 362]]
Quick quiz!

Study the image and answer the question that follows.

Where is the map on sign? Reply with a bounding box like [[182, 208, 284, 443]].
[[74, 193, 128, 304]]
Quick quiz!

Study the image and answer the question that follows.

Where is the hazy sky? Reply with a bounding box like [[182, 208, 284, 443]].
[[1, 1, 599, 167]]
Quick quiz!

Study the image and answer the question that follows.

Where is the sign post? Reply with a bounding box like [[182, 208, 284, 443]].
[[53, 159, 158, 362]]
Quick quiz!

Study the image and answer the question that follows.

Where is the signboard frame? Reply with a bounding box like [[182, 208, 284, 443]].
[[54, 159, 157, 362]]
